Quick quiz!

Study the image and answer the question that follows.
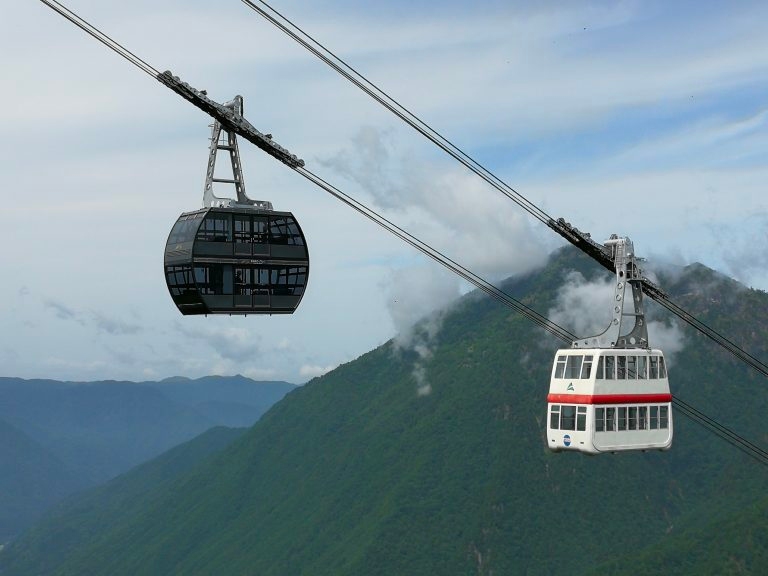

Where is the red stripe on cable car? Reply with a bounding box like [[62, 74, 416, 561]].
[[547, 393, 672, 405]]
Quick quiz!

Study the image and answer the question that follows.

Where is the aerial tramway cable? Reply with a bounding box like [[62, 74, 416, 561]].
[[39, 0, 159, 77], [37, 0, 768, 467], [240, 0, 768, 383], [239, 0, 553, 227]]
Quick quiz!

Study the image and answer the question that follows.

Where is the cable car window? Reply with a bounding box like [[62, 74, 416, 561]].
[[286, 221, 304, 246], [638, 406, 648, 430], [628, 407, 638, 430], [580, 356, 593, 379], [554, 356, 566, 379], [596, 357, 604, 379], [194, 265, 232, 295], [565, 356, 583, 379], [617, 356, 627, 379], [270, 216, 304, 246], [165, 265, 194, 296], [606, 407, 616, 431], [234, 267, 251, 294], [550, 405, 560, 430], [269, 218, 286, 244], [649, 357, 659, 379], [595, 407, 605, 431], [638, 356, 648, 379], [560, 406, 576, 431], [618, 407, 627, 430], [659, 357, 667, 378], [254, 268, 269, 286], [168, 217, 200, 245], [627, 356, 637, 379], [576, 407, 587, 431], [650, 406, 659, 429], [660, 406, 669, 429], [234, 215, 251, 243], [253, 217, 268, 243], [198, 214, 231, 242], [605, 356, 616, 379], [195, 266, 214, 295]]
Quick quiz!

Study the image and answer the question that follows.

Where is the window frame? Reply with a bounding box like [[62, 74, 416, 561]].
[[550, 405, 561, 430], [560, 405, 577, 431], [576, 406, 587, 431], [595, 407, 605, 432]]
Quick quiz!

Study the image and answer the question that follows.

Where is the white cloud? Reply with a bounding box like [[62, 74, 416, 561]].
[[243, 367, 280, 381], [275, 337, 292, 351], [141, 367, 160, 380], [382, 265, 460, 396], [548, 272, 615, 340], [608, 109, 768, 172], [385, 266, 460, 348], [176, 323, 261, 363], [646, 320, 685, 366], [44, 300, 142, 335], [321, 126, 549, 280], [42, 357, 112, 380], [299, 364, 337, 379], [549, 270, 685, 359]]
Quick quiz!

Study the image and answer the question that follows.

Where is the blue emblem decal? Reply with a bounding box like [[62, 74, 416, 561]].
[[563, 434, 572, 447]]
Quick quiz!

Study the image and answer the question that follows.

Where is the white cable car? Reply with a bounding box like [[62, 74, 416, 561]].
[[547, 237, 673, 453]]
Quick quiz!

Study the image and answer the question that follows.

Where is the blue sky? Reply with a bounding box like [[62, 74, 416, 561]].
[[0, 0, 766, 383]]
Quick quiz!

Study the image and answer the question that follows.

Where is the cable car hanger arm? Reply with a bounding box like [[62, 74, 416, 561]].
[[156, 72, 304, 171]]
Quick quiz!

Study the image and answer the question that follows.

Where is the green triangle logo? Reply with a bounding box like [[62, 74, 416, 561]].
[[567, 383, 575, 391]]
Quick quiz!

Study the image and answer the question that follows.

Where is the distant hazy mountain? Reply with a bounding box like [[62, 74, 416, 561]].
[[0, 419, 79, 543], [0, 376, 295, 541], [146, 375, 296, 428], [2, 248, 767, 575], [0, 425, 246, 576]]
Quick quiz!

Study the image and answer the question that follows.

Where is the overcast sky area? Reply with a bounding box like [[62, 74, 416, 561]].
[[1, 0, 766, 383]]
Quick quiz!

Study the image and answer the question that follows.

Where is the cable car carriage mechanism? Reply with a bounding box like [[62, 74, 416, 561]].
[[547, 236, 672, 454], [164, 96, 309, 315]]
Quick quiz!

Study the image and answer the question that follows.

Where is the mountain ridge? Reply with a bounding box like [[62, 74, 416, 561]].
[[0, 375, 296, 541]]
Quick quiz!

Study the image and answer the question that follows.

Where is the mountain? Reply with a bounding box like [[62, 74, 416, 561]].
[[0, 376, 296, 483], [0, 376, 296, 541], [588, 496, 768, 575], [0, 425, 246, 576], [146, 375, 296, 428], [0, 419, 79, 543], [2, 248, 767, 575]]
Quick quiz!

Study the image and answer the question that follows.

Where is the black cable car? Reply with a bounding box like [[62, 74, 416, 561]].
[[164, 207, 308, 315], [164, 96, 309, 316]]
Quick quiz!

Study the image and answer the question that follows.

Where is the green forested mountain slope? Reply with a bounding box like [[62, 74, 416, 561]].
[[588, 496, 768, 576], [2, 248, 767, 575]]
